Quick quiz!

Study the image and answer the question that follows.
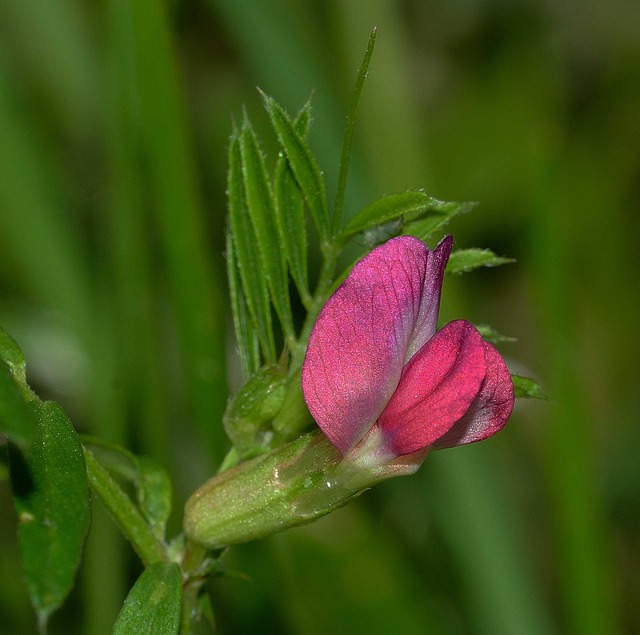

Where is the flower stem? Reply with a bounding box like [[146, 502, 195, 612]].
[[83, 446, 168, 567], [292, 241, 339, 371]]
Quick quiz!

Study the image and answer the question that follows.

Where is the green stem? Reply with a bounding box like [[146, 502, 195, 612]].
[[179, 541, 217, 634], [291, 242, 340, 372], [83, 446, 168, 567]]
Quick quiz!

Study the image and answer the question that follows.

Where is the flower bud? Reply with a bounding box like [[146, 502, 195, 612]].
[[222, 364, 287, 459]]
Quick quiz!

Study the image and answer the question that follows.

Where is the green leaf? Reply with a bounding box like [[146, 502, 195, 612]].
[[83, 447, 166, 567], [136, 457, 172, 541], [0, 361, 34, 449], [9, 400, 90, 629], [512, 375, 547, 399], [342, 191, 438, 241], [81, 437, 171, 540], [333, 27, 377, 232], [228, 127, 276, 363], [405, 200, 476, 241], [273, 105, 312, 305], [260, 92, 330, 244], [112, 562, 182, 635], [226, 230, 261, 377], [447, 248, 515, 275], [0, 326, 27, 385], [239, 118, 295, 344], [476, 324, 517, 344]]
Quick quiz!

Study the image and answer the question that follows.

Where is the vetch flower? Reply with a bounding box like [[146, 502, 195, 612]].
[[302, 234, 514, 481], [184, 235, 514, 549]]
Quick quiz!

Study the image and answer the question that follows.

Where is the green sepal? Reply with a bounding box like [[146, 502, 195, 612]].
[[82, 437, 172, 540], [260, 91, 330, 244], [9, 400, 90, 629], [185, 426, 424, 550], [112, 562, 182, 635], [184, 432, 344, 549], [512, 374, 547, 399], [447, 248, 515, 274]]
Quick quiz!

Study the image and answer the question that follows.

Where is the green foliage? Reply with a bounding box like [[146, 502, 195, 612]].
[[261, 91, 331, 245], [475, 324, 517, 344], [8, 400, 90, 630], [447, 248, 515, 274], [82, 438, 172, 541], [512, 375, 547, 400], [0, 360, 34, 450], [342, 191, 450, 242], [239, 117, 295, 345], [228, 127, 276, 365], [5, 4, 632, 633], [112, 562, 182, 635], [405, 200, 477, 242], [273, 102, 313, 306]]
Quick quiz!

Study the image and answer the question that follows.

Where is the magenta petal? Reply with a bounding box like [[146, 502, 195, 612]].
[[404, 234, 453, 363], [433, 340, 514, 449], [378, 320, 486, 456], [302, 236, 436, 454]]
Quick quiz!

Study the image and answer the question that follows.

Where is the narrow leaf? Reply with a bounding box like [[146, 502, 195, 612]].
[[82, 437, 171, 540], [83, 447, 166, 567], [226, 230, 260, 377], [405, 200, 476, 241], [447, 248, 515, 275], [113, 562, 182, 635], [9, 400, 90, 629], [260, 92, 330, 243], [240, 118, 295, 344], [136, 457, 172, 540], [228, 127, 276, 362], [512, 375, 547, 399], [0, 361, 34, 449], [0, 326, 27, 385], [342, 191, 439, 242], [333, 27, 377, 232], [273, 103, 312, 305], [476, 324, 517, 344]]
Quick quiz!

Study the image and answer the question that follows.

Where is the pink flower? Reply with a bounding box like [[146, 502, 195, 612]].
[[302, 235, 514, 469]]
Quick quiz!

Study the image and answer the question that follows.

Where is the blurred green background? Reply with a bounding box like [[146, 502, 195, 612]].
[[1, 1, 639, 633]]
